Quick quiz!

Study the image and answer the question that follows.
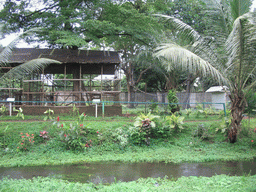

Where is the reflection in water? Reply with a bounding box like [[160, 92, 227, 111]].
[[0, 160, 255, 184]]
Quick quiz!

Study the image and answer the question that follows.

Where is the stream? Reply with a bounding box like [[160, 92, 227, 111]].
[[1, 160, 255, 184]]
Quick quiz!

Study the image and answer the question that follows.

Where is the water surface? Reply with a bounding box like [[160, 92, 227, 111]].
[[1, 160, 255, 184]]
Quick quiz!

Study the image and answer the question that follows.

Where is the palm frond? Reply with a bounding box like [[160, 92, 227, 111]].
[[225, 12, 256, 88], [230, 0, 252, 20], [0, 27, 42, 68], [202, 0, 232, 37], [154, 14, 201, 43], [0, 58, 61, 81], [154, 43, 227, 84]]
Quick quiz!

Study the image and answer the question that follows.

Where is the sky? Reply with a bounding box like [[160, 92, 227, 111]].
[[1, 0, 256, 47]]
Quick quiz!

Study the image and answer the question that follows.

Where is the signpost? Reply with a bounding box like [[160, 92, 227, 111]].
[[92, 99, 101, 118], [6, 98, 15, 116]]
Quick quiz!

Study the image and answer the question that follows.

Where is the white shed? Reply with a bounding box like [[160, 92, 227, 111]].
[[205, 86, 229, 110]]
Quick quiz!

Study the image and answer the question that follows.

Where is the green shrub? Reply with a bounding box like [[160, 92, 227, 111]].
[[215, 117, 231, 134], [0, 105, 7, 116], [129, 112, 160, 145], [167, 89, 179, 113], [58, 113, 90, 151], [193, 124, 213, 141], [185, 108, 192, 117], [112, 127, 129, 148], [164, 114, 184, 132], [149, 100, 158, 114]]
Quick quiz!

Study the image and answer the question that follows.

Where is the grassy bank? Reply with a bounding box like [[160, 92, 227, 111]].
[[0, 114, 256, 167], [1, 174, 256, 192]]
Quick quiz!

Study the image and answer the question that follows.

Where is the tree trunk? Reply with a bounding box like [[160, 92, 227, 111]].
[[228, 88, 245, 143], [184, 74, 195, 109], [127, 84, 135, 108]]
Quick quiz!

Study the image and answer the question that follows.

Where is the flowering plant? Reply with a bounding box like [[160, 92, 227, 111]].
[[59, 113, 89, 151], [39, 131, 50, 140], [17, 132, 35, 151]]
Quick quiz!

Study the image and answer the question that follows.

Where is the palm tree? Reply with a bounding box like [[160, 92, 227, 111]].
[[155, 0, 256, 143], [0, 26, 61, 88]]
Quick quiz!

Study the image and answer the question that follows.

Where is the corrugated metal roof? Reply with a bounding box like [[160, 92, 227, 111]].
[[205, 86, 229, 93], [0, 48, 120, 64]]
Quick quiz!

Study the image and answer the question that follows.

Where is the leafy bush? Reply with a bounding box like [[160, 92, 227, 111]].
[[43, 109, 54, 121], [164, 114, 184, 132], [193, 124, 213, 141], [58, 113, 90, 151], [129, 112, 160, 145], [112, 127, 129, 148], [70, 104, 80, 117], [13, 107, 24, 119], [0, 105, 7, 116], [59, 123, 87, 151], [149, 100, 158, 114], [218, 109, 231, 118], [244, 89, 256, 116], [167, 89, 179, 113], [185, 108, 192, 117], [215, 117, 231, 134]]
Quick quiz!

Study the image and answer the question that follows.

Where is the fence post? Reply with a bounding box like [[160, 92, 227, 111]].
[[102, 101, 105, 118], [223, 103, 226, 116]]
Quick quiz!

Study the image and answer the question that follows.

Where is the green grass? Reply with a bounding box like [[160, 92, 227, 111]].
[[1, 174, 256, 192]]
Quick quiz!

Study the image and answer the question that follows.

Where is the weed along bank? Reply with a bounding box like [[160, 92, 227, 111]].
[[0, 48, 122, 116]]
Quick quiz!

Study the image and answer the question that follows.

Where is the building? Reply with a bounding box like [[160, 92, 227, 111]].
[[0, 48, 122, 116]]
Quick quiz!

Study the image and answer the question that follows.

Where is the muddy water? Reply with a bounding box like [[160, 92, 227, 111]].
[[1, 160, 256, 184]]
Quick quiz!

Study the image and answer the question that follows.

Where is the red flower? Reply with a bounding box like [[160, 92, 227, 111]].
[[80, 124, 83, 127], [21, 143, 23, 145], [17, 147, 19, 149], [85, 144, 89, 148], [20, 133, 23, 135], [31, 134, 34, 136], [21, 136, 25, 138], [97, 131, 99, 134], [61, 124, 63, 127], [26, 133, 30, 137], [251, 140, 254, 142], [57, 116, 60, 121], [64, 134, 67, 137], [84, 113, 86, 116]]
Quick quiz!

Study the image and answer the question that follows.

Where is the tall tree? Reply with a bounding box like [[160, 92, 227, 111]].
[[155, 0, 255, 143]]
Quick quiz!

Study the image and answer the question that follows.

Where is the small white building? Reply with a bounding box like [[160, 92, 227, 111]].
[[205, 86, 229, 110]]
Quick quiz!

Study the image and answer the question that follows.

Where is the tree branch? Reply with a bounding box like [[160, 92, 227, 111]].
[[135, 65, 152, 85]]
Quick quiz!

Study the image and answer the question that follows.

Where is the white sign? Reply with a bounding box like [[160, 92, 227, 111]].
[[7, 98, 15, 102], [92, 99, 101, 103]]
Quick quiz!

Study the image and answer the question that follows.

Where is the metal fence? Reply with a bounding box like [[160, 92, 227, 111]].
[[120, 92, 229, 110]]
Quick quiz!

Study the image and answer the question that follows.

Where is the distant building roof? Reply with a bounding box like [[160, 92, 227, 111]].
[[205, 86, 229, 93], [0, 48, 120, 64]]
